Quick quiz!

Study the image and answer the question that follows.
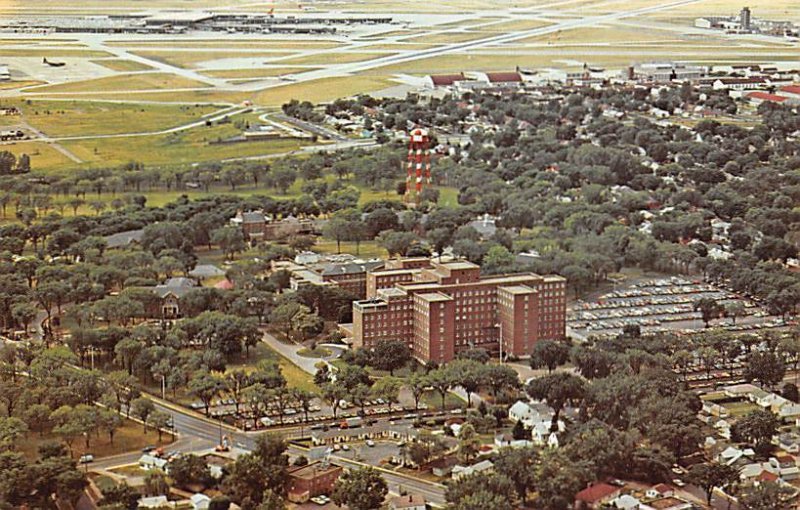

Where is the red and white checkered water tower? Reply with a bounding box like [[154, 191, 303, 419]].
[[404, 127, 431, 204]]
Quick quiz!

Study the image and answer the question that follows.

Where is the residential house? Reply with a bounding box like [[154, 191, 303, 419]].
[[138, 496, 169, 508], [452, 459, 493, 480], [428, 455, 458, 477], [494, 433, 533, 449], [574, 483, 621, 509], [286, 461, 343, 503], [147, 277, 198, 318], [769, 454, 800, 481], [190, 493, 211, 510], [645, 484, 674, 499], [612, 494, 642, 510], [103, 229, 144, 249], [139, 454, 168, 472]]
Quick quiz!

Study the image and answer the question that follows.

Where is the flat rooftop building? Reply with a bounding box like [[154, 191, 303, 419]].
[[349, 258, 566, 363]]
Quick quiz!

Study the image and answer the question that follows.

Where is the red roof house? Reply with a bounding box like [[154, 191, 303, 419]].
[[429, 73, 465, 87], [574, 483, 621, 509], [485, 72, 523, 83], [746, 91, 788, 104], [778, 85, 800, 97]]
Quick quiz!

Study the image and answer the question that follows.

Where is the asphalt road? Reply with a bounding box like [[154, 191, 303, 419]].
[[154, 401, 448, 507]]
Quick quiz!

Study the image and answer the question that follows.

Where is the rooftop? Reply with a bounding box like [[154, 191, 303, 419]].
[[575, 483, 619, 503], [415, 292, 453, 302], [288, 461, 341, 480], [499, 285, 536, 295]]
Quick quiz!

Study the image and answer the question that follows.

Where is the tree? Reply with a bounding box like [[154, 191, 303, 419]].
[[484, 365, 519, 397], [211, 227, 246, 261], [369, 340, 411, 375], [744, 351, 786, 388], [256, 489, 285, 510], [457, 423, 481, 463], [731, 409, 780, 456], [222, 434, 288, 507], [427, 367, 452, 411], [447, 359, 486, 409], [406, 373, 428, 413], [169, 454, 213, 490], [372, 377, 402, 412], [695, 297, 723, 328], [131, 397, 155, 433], [687, 462, 740, 506], [740, 481, 791, 510], [98, 408, 122, 445], [0, 417, 27, 450], [494, 447, 538, 504], [321, 383, 345, 419], [149, 411, 171, 441], [143, 470, 170, 496], [331, 467, 388, 510], [445, 473, 516, 510], [100, 482, 139, 510], [527, 372, 586, 432], [529, 340, 570, 373], [189, 371, 222, 417]]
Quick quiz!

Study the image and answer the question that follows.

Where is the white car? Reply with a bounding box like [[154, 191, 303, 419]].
[[79, 454, 94, 464], [366, 440, 375, 447]]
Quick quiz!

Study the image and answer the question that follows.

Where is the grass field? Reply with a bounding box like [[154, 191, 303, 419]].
[[109, 40, 341, 49], [0, 48, 111, 58], [230, 342, 318, 394], [202, 67, 317, 79], [90, 58, 155, 72], [37, 89, 250, 105], [18, 99, 219, 137], [315, 239, 386, 259], [2, 141, 75, 170], [132, 50, 296, 69], [59, 127, 311, 169], [405, 32, 492, 44], [472, 19, 551, 32], [27, 73, 212, 94], [277, 52, 392, 66], [0, 80, 44, 90], [252, 76, 394, 106], [17, 418, 174, 461]]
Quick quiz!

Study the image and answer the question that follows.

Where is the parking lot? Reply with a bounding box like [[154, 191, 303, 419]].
[[188, 396, 433, 431], [568, 276, 784, 339]]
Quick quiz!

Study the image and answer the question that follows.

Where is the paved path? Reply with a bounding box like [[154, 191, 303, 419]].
[[260, 330, 345, 375]]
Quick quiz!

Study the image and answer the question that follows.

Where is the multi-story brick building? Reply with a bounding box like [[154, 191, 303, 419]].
[[348, 259, 567, 363]]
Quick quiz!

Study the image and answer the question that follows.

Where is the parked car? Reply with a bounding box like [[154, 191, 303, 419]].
[[79, 454, 94, 464]]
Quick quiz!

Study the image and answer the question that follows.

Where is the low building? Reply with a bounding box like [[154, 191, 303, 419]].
[[138, 496, 169, 508], [190, 493, 211, 510], [103, 228, 144, 249], [573, 482, 621, 509], [426, 73, 467, 88], [745, 91, 789, 105], [452, 459, 493, 480], [230, 210, 319, 241], [286, 461, 343, 503], [139, 454, 168, 472], [146, 277, 198, 318]]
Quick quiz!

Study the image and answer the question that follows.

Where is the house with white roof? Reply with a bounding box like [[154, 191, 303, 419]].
[[191, 493, 211, 510], [452, 460, 493, 480]]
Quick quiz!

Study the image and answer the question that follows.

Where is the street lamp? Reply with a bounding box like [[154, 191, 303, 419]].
[[495, 322, 504, 364]]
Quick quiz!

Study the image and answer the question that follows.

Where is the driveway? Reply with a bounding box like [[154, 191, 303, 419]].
[[261, 330, 345, 375]]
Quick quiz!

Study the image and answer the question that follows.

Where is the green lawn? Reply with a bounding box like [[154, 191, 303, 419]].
[[15, 99, 219, 137], [17, 417, 174, 461], [229, 342, 318, 394], [421, 390, 466, 411], [722, 400, 760, 417], [27, 73, 211, 94], [90, 59, 155, 72]]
